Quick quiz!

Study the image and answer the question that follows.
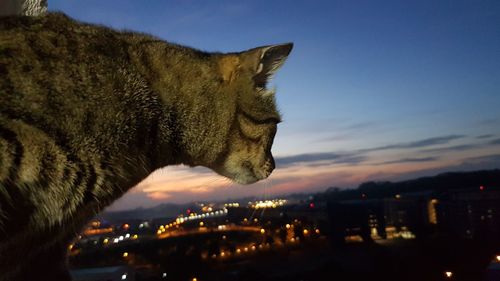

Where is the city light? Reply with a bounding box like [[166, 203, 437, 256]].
[[249, 199, 287, 209], [260, 229, 266, 234], [445, 271, 453, 278], [162, 272, 167, 278], [496, 255, 500, 262], [122, 252, 128, 258], [121, 273, 127, 280]]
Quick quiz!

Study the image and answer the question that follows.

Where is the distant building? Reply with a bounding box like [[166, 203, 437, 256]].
[[70, 265, 135, 281], [326, 186, 500, 244], [326, 191, 441, 243], [435, 188, 500, 240]]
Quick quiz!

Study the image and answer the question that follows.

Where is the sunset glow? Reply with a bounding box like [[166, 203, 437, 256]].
[[48, 0, 500, 210]]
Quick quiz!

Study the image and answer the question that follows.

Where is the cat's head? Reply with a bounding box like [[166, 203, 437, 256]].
[[211, 43, 293, 184]]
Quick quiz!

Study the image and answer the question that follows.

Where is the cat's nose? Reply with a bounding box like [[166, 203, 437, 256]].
[[263, 157, 275, 177]]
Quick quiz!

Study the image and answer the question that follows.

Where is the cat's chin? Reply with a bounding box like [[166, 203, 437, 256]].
[[212, 168, 261, 185], [232, 176, 260, 185]]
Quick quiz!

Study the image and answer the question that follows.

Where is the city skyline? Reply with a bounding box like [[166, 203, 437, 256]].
[[48, 0, 500, 210]]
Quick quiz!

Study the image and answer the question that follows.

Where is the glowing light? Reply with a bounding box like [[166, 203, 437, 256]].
[[157, 230, 162, 235], [123, 223, 130, 229], [236, 249, 241, 254], [244, 247, 249, 252], [496, 255, 500, 262], [132, 234, 138, 239], [254, 218, 258, 222], [260, 229, 266, 234], [103, 238, 109, 244], [251, 245, 256, 251], [192, 278, 198, 281], [123, 252, 128, 258], [113, 238, 119, 243], [68, 244, 74, 251], [480, 185, 485, 191], [162, 272, 167, 278], [285, 224, 291, 229], [121, 274, 127, 280], [315, 229, 320, 234], [251, 199, 287, 209], [119, 236, 124, 241], [125, 233, 130, 238], [220, 251, 225, 257], [395, 194, 401, 199], [309, 203, 315, 208], [445, 271, 453, 278], [199, 222, 204, 227]]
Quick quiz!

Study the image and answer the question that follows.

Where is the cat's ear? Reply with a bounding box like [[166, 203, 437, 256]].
[[251, 43, 293, 88], [217, 43, 293, 84], [218, 55, 240, 83]]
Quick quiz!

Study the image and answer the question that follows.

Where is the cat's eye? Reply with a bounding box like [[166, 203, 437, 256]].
[[239, 109, 281, 125], [238, 114, 278, 142]]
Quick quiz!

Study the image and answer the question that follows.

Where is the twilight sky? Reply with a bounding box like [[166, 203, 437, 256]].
[[49, 0, 500, 210]]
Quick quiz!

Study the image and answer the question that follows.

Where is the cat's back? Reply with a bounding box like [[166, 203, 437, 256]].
[[0, 12, 135, 84], [0, 12, 129, 57]]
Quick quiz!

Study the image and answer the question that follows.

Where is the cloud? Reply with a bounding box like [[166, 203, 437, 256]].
[[489, 138, 500, 145], [477, 134, 494, 139], [275, 152, 367, 168], [420, 144, 481, 154], [478, 118, 500, 126], [361, 134, 465, 152], [316, 121, 378, 142], [373, 157, 439, 165], [419, 138, 500, 154], [462, 154, 500, 166], [390, 154, 500, 182]]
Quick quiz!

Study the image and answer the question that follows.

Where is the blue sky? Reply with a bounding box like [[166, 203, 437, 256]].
[[49, 0, 500, 210]]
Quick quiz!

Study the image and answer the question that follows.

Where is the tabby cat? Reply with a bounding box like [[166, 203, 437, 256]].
[[0, 13, 292, 281]]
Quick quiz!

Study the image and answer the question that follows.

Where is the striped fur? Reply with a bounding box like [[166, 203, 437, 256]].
[[0, 12, 292, 280]]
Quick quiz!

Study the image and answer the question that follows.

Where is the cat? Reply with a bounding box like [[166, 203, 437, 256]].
[[0, 12, 292, 281]]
